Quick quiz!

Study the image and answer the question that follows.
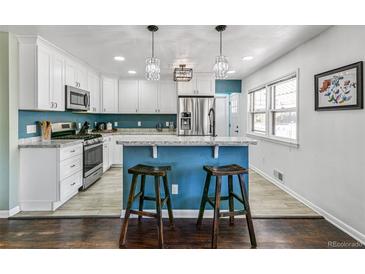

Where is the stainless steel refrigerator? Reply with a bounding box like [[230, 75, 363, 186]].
[[178, 96, 216, 136]]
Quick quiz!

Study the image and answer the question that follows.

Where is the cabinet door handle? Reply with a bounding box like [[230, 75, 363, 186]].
[[70, 164, 76, 168], [136, 109, 138, 112], [71, 182, 76, 186], [70, 150, 76, 153], [55, 102, 57, 108]]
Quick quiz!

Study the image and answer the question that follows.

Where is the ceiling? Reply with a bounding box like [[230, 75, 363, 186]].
[[1, 25, 331, 79]]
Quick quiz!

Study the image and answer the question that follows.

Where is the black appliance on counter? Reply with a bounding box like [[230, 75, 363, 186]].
[[51, 122, 103, 190]]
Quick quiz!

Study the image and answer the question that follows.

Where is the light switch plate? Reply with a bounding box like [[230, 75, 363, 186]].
[[26, 124, 37, 134], [172, 184, 178, 195], [138, 121, 142, 127], [114, 122, 118, 127], [165, 121, 169, 127]]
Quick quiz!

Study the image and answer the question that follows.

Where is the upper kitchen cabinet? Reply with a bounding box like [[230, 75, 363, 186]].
[[118, 80, 139, 113], [65, 59, 88, 90], [138, 80, 159, 113], [18, 36, 65, 111], [177, 72, 215, 96], [158, 80, 177, 113], [87, 72, 101, 113], [101, 76, 118, 113]]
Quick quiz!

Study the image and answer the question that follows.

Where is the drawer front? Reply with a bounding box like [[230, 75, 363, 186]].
[[60, 144, 83, 161], [60, 155, 82, 180], [60, 171, 82, 202]]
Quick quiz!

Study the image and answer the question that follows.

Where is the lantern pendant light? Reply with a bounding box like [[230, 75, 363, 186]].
[[213, 25, 229, 79], [145, 25, 160, 81]]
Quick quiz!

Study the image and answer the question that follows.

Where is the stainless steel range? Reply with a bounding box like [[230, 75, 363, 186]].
[[51, 122, 103, 190]]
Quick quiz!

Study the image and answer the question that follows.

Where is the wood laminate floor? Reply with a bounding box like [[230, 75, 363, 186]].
[[0, 218, 362, 249], [13, 168, 318, 218]]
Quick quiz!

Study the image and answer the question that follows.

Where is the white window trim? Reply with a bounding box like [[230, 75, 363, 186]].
[[247, 70, 300, 147]]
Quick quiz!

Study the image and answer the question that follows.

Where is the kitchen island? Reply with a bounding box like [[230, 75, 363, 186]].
[[117, 136, 257, 212]]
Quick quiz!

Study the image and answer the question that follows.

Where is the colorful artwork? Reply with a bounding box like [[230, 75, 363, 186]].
[[315, 62, 363, 110]]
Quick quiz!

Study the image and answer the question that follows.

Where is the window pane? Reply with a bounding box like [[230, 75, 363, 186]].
[[253, 89, 266, 111], [273, 111, 297, 139], [253, 113, 266, 132], [273, 78, 296, 109]]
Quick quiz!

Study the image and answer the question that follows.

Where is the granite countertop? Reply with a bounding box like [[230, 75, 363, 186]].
[[116, 135, 258, 146], [94, 128, 176, 136], [18, 139, 83, 148]]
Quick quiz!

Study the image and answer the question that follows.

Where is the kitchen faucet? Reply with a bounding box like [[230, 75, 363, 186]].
[[208, 107, 216, 137]]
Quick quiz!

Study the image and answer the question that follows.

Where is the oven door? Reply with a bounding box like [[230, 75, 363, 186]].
[[66, 85, 90, 111], [84, 143, 103, 177]]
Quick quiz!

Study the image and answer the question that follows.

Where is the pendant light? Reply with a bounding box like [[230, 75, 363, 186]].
[[145, 25, 160, 80], [213, 25, 229, 79]]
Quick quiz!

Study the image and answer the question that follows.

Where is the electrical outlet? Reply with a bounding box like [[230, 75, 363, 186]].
[[138, 121, 142, 127], [165, 121, 169, 127], [114, 122, 118, 127], [78, 123, 81, 129], [26, 125, 37, 134], [172, 184, 178, 195]]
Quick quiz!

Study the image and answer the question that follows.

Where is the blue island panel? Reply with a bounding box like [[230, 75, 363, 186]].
[[123, 146, 248, 210]]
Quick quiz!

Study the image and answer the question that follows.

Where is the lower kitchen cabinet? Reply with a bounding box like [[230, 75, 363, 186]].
[[111, 135, 123, 166], [19, 143, 83, 211], [102, 136, 113, 172]]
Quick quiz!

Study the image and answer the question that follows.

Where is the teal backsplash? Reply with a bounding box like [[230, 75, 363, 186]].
[[19, 110, 176, 138], [215, 80, 242, 94]]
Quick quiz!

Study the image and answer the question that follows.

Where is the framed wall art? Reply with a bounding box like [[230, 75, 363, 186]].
[[314, 61, 363, 110]]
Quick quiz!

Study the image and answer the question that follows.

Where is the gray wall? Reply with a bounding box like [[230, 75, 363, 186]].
[[0, 32, 10, 210], [0, 32, 19, 211], [242, 26, 365, 243]]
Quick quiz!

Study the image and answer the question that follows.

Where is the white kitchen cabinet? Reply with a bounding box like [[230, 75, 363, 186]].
[[111, 135, 123, 167], [103, 136, 113, 172], [118, 80, 139, 113], [158, 80, 177, 113], [18, 37, 65, 111], [138, 80, 159, 113], [65, 59, 88, 90], [88, 72, 101, 113], [19, 143, 83, 211], [52, 52, 66, 111], [177, 72, 215, 96], [102, 76, 118, 113]]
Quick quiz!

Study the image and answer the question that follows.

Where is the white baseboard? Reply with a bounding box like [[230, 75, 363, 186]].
[[9, 206, 20, 216], [0, 206, 20, 218], [0, 210, 9, 218], [250, 165, 365, 245]]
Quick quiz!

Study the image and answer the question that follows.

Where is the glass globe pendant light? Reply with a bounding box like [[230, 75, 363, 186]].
[[213, 25, 229, 79], [145, 25, 160, 80]]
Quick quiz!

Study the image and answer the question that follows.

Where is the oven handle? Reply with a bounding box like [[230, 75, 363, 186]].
[[84, 93, 90, 108], [84, 142, 103, 151]]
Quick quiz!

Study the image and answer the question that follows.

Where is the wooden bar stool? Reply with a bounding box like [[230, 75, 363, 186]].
[[196, 164, 257, 249], [119, 164, 174, 248]]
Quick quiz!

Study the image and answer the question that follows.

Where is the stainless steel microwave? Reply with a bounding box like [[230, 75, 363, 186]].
[[66, 85, 90, 111]]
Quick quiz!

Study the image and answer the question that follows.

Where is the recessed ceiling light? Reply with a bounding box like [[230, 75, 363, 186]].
[[227, 70, 236, 74], [128, 70, 137, 74], [242, 56, 253, 61], [114, 56, 125, 61]]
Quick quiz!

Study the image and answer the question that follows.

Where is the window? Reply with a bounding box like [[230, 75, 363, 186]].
[[248, 73, 298, 145], [249, 88, 267, 133]]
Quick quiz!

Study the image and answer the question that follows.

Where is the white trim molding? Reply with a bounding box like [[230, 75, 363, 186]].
[[0, 206, 20, 218], [250, 165, 365, 245]]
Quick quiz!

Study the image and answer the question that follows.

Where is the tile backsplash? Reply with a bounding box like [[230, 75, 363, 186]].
[[19, 110, 176, 138]]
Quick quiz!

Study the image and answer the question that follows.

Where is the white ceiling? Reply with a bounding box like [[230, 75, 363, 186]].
[[1, 25, 330, 79]]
